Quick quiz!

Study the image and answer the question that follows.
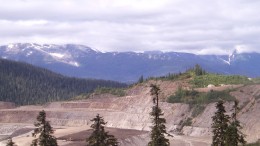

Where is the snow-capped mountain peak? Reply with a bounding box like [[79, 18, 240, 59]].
[[0, 43, 100, 67], [1, 43, 260, 82]]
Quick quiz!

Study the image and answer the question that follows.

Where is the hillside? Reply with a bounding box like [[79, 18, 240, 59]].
[[0, 71, 259, 146], [1, 43, 260, 82], [0, 59, 127, 105]]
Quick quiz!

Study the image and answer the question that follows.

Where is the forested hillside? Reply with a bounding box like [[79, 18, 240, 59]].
[[0, 59, 127, 105]]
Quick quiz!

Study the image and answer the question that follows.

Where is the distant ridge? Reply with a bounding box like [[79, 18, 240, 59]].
[[0, 58, 127, 105], [0, 43, 260, 82]]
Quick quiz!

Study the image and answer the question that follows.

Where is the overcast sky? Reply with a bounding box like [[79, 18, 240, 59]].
[[0, 0, 260, 54]]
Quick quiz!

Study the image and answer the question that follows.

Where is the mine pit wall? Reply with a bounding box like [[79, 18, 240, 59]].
[[0, 99, 259, 143], [1, 99, 260, 143], [0, 83, 260, 143], [0, 102, 196, 133], [0, 102, 191, 131]]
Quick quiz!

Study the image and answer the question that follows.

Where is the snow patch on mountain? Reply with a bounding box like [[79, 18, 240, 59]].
[[5, 44, 20, 53], [221, 49, 239, 65], [26, 51, 33, 56], [222, 59, 230, 65], [0, 43, 83, 67], [70, 61, 80, 67], [49, 53, 65, 58], [7, 44, 14, 49]]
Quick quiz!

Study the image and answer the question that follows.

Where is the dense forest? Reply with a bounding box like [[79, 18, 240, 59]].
[[0, 59, 127, 105]]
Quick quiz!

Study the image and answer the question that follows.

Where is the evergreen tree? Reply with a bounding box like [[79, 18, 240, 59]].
[[148, 84, 169, 146], [6, 138, 16, 146], [31, 110, 58, 146], [194, 64, 206, 76], [31, 139, 38, 146], [86, 114, 118, 146], [225, 100, 246, 146], [138, 75, 144, 83], [211, 100, 230, 146]]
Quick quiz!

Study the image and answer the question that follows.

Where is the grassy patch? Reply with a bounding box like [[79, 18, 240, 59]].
[[167, 87, 199, 103], [167, 87, 235, 104], [70, 87, 126, 100], [252, 78, 260, 84], [70, 93, 91, 100], [146, 71, 192, 82], [158, 64, 206, 81], [191, 105, 206, 117], [190, 74, 251, 88], [182, 117, 192, 126], [93, 87, 126, 97], [245, 141, 260, 146], [178, 117, 193, 132]]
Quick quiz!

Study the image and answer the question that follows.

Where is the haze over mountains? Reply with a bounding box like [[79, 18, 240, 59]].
[[0, 43, 259, 82]]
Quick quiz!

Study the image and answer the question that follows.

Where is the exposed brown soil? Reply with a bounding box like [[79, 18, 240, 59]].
[[58, 127, 147, 141], [58, 127, 148, 146], [0, 102, 15, 109], [0, 81, 259, 145]]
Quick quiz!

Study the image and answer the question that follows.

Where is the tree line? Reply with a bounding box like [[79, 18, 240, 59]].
[[0, 59, 127, 105]]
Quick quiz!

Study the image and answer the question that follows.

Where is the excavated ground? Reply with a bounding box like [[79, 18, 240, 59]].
[[0, 80, 259, 146]]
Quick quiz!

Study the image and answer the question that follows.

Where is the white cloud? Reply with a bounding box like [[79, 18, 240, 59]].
[[0, 0, 260, 54]]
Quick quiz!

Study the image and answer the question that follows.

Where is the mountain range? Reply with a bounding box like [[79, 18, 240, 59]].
[[0, 43, 259, 82]]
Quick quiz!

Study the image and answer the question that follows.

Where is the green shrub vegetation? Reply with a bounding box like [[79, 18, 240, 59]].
[[245, 142, 260, 146], [146, 64, 206, 82], [167, 87, 199, 103], [157, 72, 192, 81], [191, 105, 206, 117], [93, 87, 126, 97], [182, 117, 192, 126], [252, 78, 260, 84], [167, 87, 235, 105], [178, 117, 193, 132], [190, 74, 251, 88], [70, 93, 91, 100]]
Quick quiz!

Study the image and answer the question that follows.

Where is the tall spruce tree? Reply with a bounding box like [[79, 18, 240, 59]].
[[138, 75, 144, 83], [148, 84, 169, 146], [225, 100, 246, 146], [211, 100, 230, 146], [6, 138, 16, 146], [31, 110, 58, 146], [86, 114, 118, 146], [194, 64, 206, 76]]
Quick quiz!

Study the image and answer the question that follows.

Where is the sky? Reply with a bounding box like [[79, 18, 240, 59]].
[[0, 0, 260, 54]]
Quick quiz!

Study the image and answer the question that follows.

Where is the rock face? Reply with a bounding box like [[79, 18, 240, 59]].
[[0, 81, 259, 145]]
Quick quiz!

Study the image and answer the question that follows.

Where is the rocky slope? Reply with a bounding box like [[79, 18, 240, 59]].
[[0, 80, 259, 145]]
